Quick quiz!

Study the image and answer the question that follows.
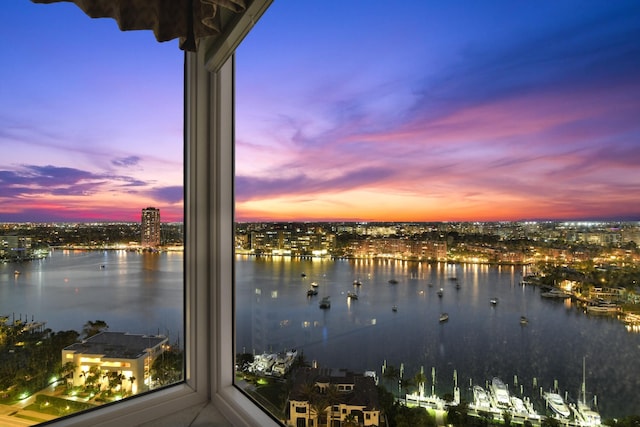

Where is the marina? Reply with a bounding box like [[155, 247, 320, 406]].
[[236, 256, 640, 419], [403, 368, 602, 426]]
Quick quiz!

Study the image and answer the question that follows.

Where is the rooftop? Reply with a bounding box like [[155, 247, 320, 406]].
[[64, 331, 167, 359]]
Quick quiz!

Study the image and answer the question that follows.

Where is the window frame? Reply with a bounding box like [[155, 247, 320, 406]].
[[43, 0, 277, 425]]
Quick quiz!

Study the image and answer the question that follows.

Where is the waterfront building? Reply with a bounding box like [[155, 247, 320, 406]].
[[62, 331, 167, 394], [288, 367, 380, 427], [0, 234, 33, 261], [141, 207, 161, 248]]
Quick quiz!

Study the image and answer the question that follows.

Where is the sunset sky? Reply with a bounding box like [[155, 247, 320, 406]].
[[2, 1, 640, 223]]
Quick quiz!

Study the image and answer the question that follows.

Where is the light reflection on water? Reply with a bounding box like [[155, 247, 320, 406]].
[[235, 255, 640, 418], [0, 249, 183, 341]]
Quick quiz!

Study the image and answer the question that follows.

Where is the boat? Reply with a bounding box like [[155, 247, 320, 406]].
[[311, 282, 319, 288], [490, 297, 499, 305], [510, 396, 527, 415], [14, 270, 21, 276], [472, 385, 492, 410], [319, 296, 331, 309], [301, 272, 306, 277], [543, 391, 570, 418], [576, 356, 602, 426], [455, 283, 461, 289], [520, 316, 529, 325], [439, 313, 449, 322], [490, 377, 511, 409], [392, 305, 398, 312], [347, 291, 358, 300], [437, 288, 443, 297], [540, 289, 570, 299], [388, 279, 398, 284], [353, 279, 362, 286], [586, 303, 619, 314], [307, 288, 318, 296]]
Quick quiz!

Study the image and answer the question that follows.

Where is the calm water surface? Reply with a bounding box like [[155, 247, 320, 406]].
[[2, 252, 639, 417], [0, 249, 183, 340], [235, 256, 640, 418]]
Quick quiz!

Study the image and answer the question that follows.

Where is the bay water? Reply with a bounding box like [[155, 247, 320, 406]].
[[2, 250, 639, 418]]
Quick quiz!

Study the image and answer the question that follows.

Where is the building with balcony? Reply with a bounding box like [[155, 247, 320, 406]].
[[288, 368, 380, 427], [62, 331, 168, 394]]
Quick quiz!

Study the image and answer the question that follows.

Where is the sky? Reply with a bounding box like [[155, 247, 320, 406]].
[[2, 2, 640, 223]]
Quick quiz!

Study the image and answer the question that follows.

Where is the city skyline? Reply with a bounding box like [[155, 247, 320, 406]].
[[2, 2, 640, 223]]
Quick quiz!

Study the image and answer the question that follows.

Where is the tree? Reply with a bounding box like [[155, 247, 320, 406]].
[[298, 381, 318, 427], [446, 400, 470, 427], [151, 348, 183, 387], [541, 416, 561, 427], [324, 384, 340, 427], [413, 370, 427, 396], [82, 320, 108, 338], [395, 404, 436, 427], [343, 413, 357, 427]]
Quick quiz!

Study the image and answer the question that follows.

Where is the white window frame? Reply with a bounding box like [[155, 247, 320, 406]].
[[45, 0, 278, 425]]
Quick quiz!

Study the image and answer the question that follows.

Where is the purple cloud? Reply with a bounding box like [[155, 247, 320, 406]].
[[112, 156, 141, 167], [149, 186, 183, 204]]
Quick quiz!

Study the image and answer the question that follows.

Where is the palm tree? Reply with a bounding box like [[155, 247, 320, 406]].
[[324, 384, 341, 427], [298, 381, 318, 427], [413, 370, 427, 397], [382, 364, 399, 393], [309, 395, 328, 427], [343, 413, 357, 427]]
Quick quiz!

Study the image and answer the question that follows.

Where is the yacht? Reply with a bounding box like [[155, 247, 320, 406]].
[[473, 385, 492, 410], [490, 377, 511, 409], [510, 396, 527, 415], [576, 357, 602, 426], [543, 392, 570, 418], [540, 288, 570, 299], [319, 296, 331, 309]]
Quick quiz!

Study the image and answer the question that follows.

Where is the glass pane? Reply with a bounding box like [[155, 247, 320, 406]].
[[236, 1, 640, 426], [1, 3, 184, 424]]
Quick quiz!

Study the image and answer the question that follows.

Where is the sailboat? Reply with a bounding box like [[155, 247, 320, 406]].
[[576, 357, 601, 426]]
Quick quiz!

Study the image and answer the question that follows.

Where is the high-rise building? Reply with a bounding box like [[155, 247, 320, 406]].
[[141, 207, 161, 248]]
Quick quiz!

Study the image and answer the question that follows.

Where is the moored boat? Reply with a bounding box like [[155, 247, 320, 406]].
[[586, 303, 619, 314], [319, 296, 331, 309], [543, 391, 570, 418], [307, 288, 318, 296], [437, 288, 443, 297], [541, 289, 570, 299], [472, 385, 492, 410], [490, 377, 511, 409], [520, 316, 529, 325], [347, 291, 358, 300], [439, 313, 449, 322]]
